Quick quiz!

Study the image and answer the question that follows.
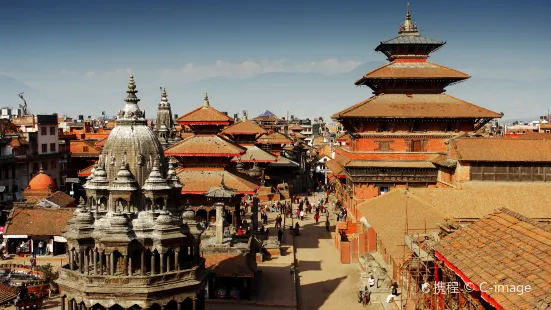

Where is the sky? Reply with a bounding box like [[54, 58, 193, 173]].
[[0, 0, 550, 121]]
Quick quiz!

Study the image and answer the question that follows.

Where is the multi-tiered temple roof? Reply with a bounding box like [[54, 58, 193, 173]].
[[332, 4, 501, 130]]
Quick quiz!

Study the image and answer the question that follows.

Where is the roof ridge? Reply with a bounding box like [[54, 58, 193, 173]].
[[331, 95, 380, 119], [497, 208, 551, 233], [425, 61, 470, 77]]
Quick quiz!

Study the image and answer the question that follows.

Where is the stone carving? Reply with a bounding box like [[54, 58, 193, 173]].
[[110, 155, 116, 166], [137, 154, 144, 166]]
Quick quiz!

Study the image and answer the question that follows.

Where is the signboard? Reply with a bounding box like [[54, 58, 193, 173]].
[[69, 191, 74, 196], [4, 235, 28, 238], [54, 236, 67, 243], [65, 178, 80, 183]]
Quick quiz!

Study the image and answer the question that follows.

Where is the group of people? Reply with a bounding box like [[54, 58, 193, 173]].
[[358, 276, 399, 305]]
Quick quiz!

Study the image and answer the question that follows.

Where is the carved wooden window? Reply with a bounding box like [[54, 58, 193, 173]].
[[376, 141, 392, 151], [411, 140, 423, 152], [83, 146, 89, 152]]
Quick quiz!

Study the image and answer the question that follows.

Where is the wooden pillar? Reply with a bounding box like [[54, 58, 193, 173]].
[[68, 298, 73, 310], [192, 298, 197, 310], [167, 254, 171, 273], [151, 252, 156, 275], [141, 251, 145, 276], [175, 250, 180, 271], [99, 251, 104, 275], [61, 296, 66, 310]]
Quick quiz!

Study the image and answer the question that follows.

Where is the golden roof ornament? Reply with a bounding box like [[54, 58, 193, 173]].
[[202, 93, 210, 109], [399, 3, 418, 35]]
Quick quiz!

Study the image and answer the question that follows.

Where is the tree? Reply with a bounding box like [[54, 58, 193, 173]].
[[38, 263, 59, 293]]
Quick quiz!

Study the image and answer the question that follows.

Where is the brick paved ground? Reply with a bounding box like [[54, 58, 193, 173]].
[[292, 193, 385, 310]]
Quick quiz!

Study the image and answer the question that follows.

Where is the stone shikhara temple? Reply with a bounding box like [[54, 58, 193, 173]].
[[56, 75, 207, 310]]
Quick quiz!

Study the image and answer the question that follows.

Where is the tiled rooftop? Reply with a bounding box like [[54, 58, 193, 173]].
[[331, 94, 501, 119], [435, 208, 551, 309], [452, 138, 551, 162], [5, 207, 75, 236]]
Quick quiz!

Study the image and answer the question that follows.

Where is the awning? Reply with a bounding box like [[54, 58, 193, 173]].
[[54, 236, 67, 242], [4, 235, 28, 238]]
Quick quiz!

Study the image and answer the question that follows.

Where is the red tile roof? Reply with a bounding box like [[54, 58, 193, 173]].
[[46, 191, 76, 208], [331, 94, 501, 119], [410, 182, 551, 220], [221, 121, 266, 135], [325, 159, 345, 178], [5, 207, 75, 236], [288, 124, 304, 131], [231, 145, 277, 163], [255, 132, 293, 145], [357, 189, 447, 261], [165, 135, 246, 157], [94, 137, 108, 147], [0, 284, 16, 305], [435, 208, 551, 310], [451, 138, 551, 162], [355, 61, 469, 84], [177, 169, 259, 194], [176, 106, 233, 125], [203, 253, 255, 277], [78, 164, 96, 177]]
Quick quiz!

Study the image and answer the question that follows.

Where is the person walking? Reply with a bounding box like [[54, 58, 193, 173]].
[[325, 219, 330, 232], [300, 210, 305, 221], [314, 213, 320, 223]]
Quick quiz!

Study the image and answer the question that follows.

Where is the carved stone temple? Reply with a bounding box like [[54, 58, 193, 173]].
[[56, 75, 207, 310]]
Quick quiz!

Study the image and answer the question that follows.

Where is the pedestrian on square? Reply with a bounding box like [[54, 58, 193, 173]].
[[325, 219, 330, 232], [314, 213, 320, 223], [300, 210, 305, 221], [277, 228, 283, 242]]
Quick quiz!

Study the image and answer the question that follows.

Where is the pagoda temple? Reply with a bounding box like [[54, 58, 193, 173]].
[[166, 94, 259, 225], [329, 5, 500, 217]]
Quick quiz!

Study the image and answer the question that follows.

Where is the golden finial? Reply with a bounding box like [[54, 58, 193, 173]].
[[400, 2, 417, 33], [128, 74, 136, 90], [406, 2, 411, 19], [162, 87, 167, 98], [202, 92, 210, 108]]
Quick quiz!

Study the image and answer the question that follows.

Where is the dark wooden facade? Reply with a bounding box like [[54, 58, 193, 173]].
[[470, 162, 551, 182]]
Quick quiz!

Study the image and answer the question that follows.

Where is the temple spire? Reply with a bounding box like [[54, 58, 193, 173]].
[[202, 93, 210, 109], [125, 74, 140, 104], [399, 2, 418, 35], [160, 88, 169, 106]]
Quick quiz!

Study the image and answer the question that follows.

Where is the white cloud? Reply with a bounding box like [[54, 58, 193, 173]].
[[60, 68, 74, 75], [91, 59, 361, 83]]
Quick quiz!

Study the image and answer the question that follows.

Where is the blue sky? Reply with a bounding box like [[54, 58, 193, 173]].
[[0, 0, 550, 121]]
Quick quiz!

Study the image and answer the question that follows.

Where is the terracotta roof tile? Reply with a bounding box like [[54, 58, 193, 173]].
[[46, 191, 76, 208], [0, 284, 16, 304], [221, 120, 266, 135], [288, 124, 304, 131], [435, 209, 551, 309], [177, 170, 259, 194], [452, 138, 551, 162], [326, 159, 345, 177], [356, 62, 469, 85], [331, 94, 501, 119], [94, 137, 108, 147], [176, 106, 233, 124], [78, 164, 96, 177], [231, 145, 277, 163], [203, 253, 255, 276], [165, 135, 246, 157], [255, 132, 293, 145], [357, 189, 448, 260], [5, 207, 75, 236], [410, 182, 551, 220], [345, 160, 436, 168]]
